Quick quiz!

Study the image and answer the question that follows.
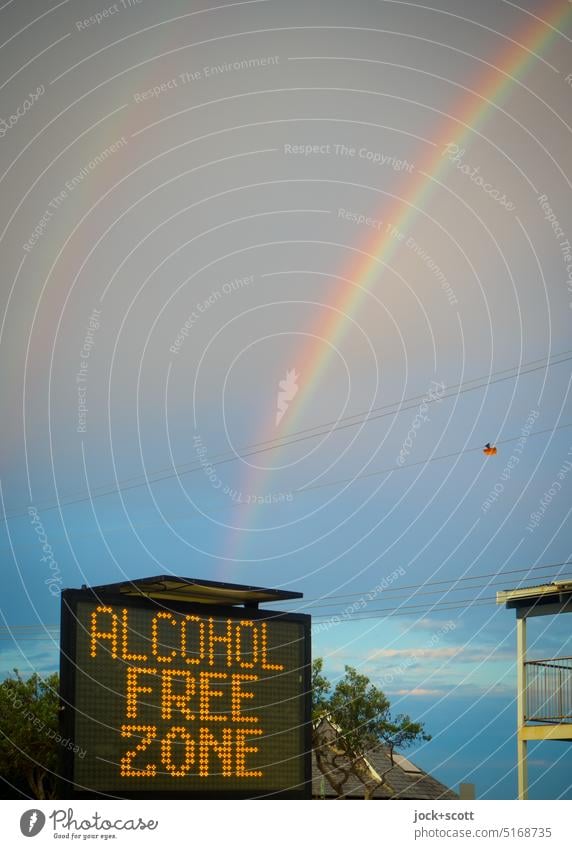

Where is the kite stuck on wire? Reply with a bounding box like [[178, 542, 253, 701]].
[[483, 442, 498, 456]]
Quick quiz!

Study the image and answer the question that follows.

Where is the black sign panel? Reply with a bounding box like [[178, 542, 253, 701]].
[[60, 590, 311, 798]]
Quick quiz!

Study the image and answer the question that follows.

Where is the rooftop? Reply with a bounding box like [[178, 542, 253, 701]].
[[496, 579, 572, 616], [312, 716, 457, 800], [312, 746, 457, 800]]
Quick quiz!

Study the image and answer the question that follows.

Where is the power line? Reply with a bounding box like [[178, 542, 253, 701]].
[[301, 560, 572, 604], [5, 416, 572, 534], [0, 590, 521, 638], [3, 561, 570, 635], [0, 596, 494, 634], [307, 579, 560, 609], [295, 421, 572, 496], [101, 349, 572, 488], [0, 410, 566, 563], [311, 595, 498, 617], [311, 599, 496, 622], [0, 598, 497, 638], [5, 349, 571, 521]]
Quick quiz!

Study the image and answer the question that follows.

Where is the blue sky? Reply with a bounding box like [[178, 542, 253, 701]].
[[1, 0, 571, 799]]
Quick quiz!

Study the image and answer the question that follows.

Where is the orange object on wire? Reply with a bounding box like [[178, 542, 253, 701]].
[[483, 442, 497, 456]]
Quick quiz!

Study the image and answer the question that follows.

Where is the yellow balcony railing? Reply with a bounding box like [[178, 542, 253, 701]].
[[525, 657, 572, 723]]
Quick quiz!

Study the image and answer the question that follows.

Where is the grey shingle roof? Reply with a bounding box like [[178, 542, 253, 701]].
[[312, 745, 458, 799]]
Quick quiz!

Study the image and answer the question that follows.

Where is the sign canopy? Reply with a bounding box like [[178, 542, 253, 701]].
[[86, 574, 304, 607], [60, 579, 311, 798]]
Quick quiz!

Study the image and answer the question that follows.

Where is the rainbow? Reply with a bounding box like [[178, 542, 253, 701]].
[[220, 1, 571, 565]]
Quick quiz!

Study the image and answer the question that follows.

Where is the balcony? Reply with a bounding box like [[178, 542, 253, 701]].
[[525, 657, 572, 724]]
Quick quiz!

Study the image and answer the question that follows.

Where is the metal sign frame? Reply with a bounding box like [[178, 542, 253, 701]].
[[59, 587, 312, 799]]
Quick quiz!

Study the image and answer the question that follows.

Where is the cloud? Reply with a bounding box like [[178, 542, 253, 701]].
[[368, 647, 462, 660], [393, 688, 446, 696], [387, 681, 514, 699], [0, 643, 58, 678], [366, 646, 516, 664], [404, 618, 461, 633], [463, 649, 515, 663]]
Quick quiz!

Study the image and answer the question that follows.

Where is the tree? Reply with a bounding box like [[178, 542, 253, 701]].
[[311, 656, 331, 719], [312, 659, 431, 799], [0, 670, 60, 799]]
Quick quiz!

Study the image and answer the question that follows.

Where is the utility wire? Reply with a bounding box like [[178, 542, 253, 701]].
[[5, 417, 572, 529], [4, 560, 570, 634], [306, 579, 565, 609], [301, 560, 572, 604], [83, 349, 572, 491], [311, 599, 496, 622], [0, 598, 497, 638], [1, 418, 568, 575], [295, 421, 572, 496], [5, 350, 571, 520], [311, 595, 498, 617]]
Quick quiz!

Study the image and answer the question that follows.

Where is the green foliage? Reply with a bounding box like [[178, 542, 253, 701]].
[[313, 660, 431, 755], [0, 669, 60, 798], [311, 657, 331, 720]]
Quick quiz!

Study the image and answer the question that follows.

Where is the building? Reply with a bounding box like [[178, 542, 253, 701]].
[[497, 579, 572, 800], [312, 716, 458, 799]]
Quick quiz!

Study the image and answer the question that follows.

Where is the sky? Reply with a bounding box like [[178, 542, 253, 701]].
[[0, 0, 571, 800]]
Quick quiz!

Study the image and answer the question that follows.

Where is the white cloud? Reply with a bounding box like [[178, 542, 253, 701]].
[[366, 646, 516, 664], [368, 647, 462, 660], [0, 643, 58, 678], [393, 688, 446, 696], [404, 618, 462, 632]]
